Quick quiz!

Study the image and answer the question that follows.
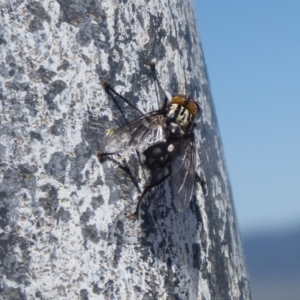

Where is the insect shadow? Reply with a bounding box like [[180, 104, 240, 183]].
[[98, 62, 205, 219]]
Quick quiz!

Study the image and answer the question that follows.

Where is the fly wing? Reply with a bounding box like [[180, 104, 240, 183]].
[[171, 137, 196, 211], [103, 111, 168, 153]]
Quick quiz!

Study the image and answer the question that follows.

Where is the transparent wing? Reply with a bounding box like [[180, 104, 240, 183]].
[[171, 137, 196, 211], [103, 111, 168, 153]]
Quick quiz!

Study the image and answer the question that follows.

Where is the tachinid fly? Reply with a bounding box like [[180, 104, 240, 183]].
[[98, 65, 202, 217]]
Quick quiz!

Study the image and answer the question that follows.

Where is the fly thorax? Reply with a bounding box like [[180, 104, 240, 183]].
[[168, 122, 185, 137], [167, 104, 193, 136]]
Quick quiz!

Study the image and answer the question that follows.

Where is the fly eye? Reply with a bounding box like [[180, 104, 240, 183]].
[[187, 100, 201, 117], [193, 100, 201, 113]]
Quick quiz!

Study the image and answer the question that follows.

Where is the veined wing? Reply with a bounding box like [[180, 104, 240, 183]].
[[171, 137, 196, 211], [103, 111, 168, 153]]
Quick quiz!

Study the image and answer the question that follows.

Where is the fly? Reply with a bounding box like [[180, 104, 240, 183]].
[[98, 63, 203, 218]]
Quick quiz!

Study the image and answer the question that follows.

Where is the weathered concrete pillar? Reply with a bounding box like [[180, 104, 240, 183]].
[[0, 0, 251, 299]]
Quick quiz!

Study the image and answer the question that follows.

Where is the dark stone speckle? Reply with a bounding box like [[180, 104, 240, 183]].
[[0, 285, 27, 300], [44, 80, 67, 110], [113, 229, 124, 268], [0, 206, 9, 230], [24, 92, 38, 116], [8, 69, 15, 76], [50, 78, 66, 96], [0, 37, 7, 45], [92, 284, 102, 295], [45, 152, 69, 184], [81, 54, 90, 64], [57, 60, 70, 71], [50, 119, 65, 136], [81, 224, 100, 244], [47, 235, 58, 247], [0, 233, 31, 287], [30, 131, 42, 141], [69, 142, 92, 186], [103, 279, 114, 296], [27, 2, 50, 22], [55, 207, 71, 223], [35, 290, 42, 298], [28, 17, 44, 32], [192, 243, 201, 270], [5, 81, 29, 91], [5, 54, 16, 65], [142, 294, 154, 300], [91, 195, 104, 210], [80, 289, 89, 300], [80, 208, 94, 225], [92, 176, 103, 188], [76, 22, 92, 46], [57, 0, 87, 26], [38, 184, 59, 216], [37, 66, 56, 84], [0, 164, 37, 198], [185, 243, 189, 255]]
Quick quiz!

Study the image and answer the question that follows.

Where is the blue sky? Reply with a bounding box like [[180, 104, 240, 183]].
[[195, 1, 300, 235]]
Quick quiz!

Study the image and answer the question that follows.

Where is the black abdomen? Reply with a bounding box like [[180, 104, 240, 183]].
[[143, 142, 172, 171]]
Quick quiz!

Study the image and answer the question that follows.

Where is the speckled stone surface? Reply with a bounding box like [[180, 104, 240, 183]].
[[0, 1, 251, 299]]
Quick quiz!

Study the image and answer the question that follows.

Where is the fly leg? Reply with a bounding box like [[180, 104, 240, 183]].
[[148, 62, 168, 99], [97, 149, 146, 192], [97, 151, 141, 193], [129, 171, 171, 220], [102, 82, 144, 119], [147, 62, 169, 113], [101, 81, 147, 158], [97, 151, 115, 161], [99, 81, 147, 183]]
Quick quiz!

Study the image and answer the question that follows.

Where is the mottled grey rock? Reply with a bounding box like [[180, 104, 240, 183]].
[[0, 0, 251, 299]]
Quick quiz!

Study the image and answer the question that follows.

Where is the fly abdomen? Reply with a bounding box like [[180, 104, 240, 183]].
[[143, 142, 172, 171]]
